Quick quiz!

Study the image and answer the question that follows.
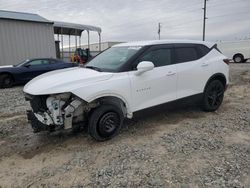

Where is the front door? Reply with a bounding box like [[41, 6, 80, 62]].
[[129, 45, 177, 112]]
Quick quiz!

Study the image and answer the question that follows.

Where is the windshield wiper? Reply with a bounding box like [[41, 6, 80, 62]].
[[84, 66, 102, 72]]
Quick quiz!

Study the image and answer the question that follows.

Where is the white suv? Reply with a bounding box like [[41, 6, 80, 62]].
[[24, 40, 229, 141]]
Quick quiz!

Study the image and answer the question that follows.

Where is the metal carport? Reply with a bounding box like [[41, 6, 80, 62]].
[[53, 21, 102, 59]]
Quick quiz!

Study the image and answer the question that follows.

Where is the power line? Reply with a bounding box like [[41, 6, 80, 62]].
[[209, 11, 250, 19], [207, 0, 245, 8]]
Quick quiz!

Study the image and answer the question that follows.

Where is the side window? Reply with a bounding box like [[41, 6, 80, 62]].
[[50, 60, 60, 64], [27, 59, 50, 66], [139, 48, 172, 67], [174, 47, 199, 63], [197, 45, 210, 57]]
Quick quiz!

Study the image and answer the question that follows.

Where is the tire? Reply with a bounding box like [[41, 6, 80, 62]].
[[88, 104, 124, 141], [30, 95, 48, 113], [202, 80, 225, 112], [0, 74, 13, 88], [233, 54, 244, 63], [27, 111, 50, 133]]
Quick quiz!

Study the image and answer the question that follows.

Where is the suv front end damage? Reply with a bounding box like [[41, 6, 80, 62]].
[[25, 93, 97, 133]]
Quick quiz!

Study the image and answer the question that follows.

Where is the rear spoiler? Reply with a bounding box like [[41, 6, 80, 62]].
[[211, 44, 222, 53]]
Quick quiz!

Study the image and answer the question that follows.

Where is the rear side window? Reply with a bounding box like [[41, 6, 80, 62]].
[[174, 47, 199, 63], [197, 45, 210, 57], [140, 48, 172, 67], [50, 60, 59, 64], [50, 60, 58, 64]]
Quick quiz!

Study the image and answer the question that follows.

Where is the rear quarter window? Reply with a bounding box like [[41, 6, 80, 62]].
[[197, 44, 210, 57], [50, 60, 60, 64]]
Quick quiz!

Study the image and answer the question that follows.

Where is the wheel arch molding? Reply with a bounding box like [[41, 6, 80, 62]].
[[87, 94, 132, 118], [204, 73, 227, 92]]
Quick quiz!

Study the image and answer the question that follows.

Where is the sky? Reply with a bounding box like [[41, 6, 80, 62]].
[[0, 0, 250, 45]]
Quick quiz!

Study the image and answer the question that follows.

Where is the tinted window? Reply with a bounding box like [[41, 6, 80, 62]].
[[197, 45, 210, 57], [140, 48, 172, 67], [26, 59, 50, 66], [175, 47, 198, 63], [50, 59, 60, 64]]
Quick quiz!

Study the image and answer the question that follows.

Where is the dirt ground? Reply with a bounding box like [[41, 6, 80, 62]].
[[0, 63, 249, 187]]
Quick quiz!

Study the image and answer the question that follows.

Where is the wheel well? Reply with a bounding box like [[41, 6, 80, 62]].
[[0, 72, 15, 82], [205, 74, 227, 90], [92, 96, 128, 117]]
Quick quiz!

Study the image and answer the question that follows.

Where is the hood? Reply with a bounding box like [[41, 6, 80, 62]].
[[24, 67, 113, 95]]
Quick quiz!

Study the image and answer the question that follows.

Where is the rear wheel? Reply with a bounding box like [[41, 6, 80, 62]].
[[202, 80, 225, 112], [88, 104, 123, 141], [233, 54, 244, 63], [0, 74, 13, 88]]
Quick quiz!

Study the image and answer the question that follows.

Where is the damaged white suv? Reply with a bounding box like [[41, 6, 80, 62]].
[[24, 40, 229, 141]]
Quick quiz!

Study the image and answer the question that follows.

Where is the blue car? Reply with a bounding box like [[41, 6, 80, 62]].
[[0, 58, 77, 88]]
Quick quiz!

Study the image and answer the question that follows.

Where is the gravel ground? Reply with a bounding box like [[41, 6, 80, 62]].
[[0, 63, 249, 187]]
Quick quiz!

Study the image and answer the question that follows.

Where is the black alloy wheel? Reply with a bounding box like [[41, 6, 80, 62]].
[[203, 80, 225, 112]]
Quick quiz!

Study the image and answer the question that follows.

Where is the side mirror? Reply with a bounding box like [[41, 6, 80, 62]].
[[135, 61, 154, 76]]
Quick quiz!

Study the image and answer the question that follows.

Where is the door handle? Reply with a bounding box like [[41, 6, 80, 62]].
[[201, 63, 209, 67], [166, 71, 176, 76]]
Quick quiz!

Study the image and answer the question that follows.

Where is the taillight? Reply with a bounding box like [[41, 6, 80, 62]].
[[223, 59, 230, 65]]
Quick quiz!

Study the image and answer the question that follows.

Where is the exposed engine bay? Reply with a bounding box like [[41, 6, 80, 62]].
[[25, 93, 98, 132]]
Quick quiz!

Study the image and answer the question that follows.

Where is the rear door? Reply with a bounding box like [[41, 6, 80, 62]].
[[128, 45, 177, 112], [174, 44, 213, 99]]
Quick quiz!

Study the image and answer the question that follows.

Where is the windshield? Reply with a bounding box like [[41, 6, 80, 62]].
[[86, 46, 142, 72], [14, 59, 29, 67]]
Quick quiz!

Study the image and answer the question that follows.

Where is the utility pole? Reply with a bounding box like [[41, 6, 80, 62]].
[[202, 0, 208, 41], [158, 23, 161, 40]]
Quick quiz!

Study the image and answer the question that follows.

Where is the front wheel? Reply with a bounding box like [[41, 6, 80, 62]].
[[88, 104, 124, 141], [202, 80, 225, 112]]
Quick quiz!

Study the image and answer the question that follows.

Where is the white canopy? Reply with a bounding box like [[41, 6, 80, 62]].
[[53, 21, 101, 36]]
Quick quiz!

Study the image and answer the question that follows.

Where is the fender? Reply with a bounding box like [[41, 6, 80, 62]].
[[84, 92, 133, 118], [204, 73, 227, 92]]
